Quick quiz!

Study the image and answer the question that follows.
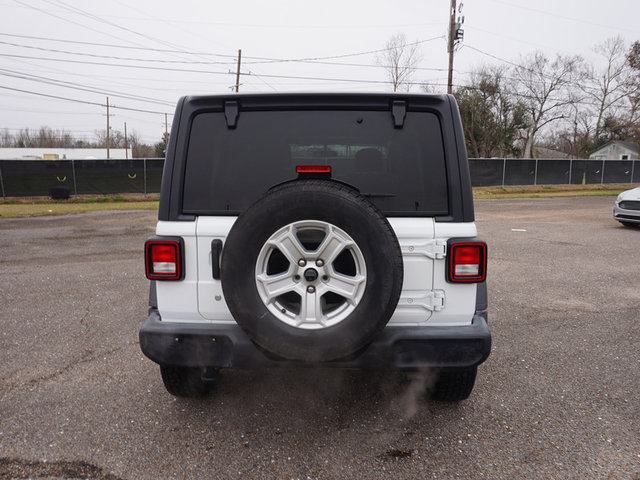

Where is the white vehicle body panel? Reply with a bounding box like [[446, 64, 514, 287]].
[[155, 217, 479, 328], [614, 187, 640, 224], [154, 221, 201, 323], [196, 216, 236, 323]]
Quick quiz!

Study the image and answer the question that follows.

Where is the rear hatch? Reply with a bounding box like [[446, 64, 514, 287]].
[[179, 104, 458, 325]]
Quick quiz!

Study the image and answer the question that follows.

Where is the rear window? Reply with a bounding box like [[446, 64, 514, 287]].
[[182, 110, 449, 216]]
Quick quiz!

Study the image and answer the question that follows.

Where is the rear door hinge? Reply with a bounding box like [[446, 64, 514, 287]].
[[401, 239, 447, 260], [398, 290, 445, 312]]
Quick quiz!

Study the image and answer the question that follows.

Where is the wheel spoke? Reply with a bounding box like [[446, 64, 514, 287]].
[[324, 273, 366, 304], [315, 227, 350, 264], [270, 226, 307, 264], [256, 272, 297, 302], [299, 289, 325, 326]]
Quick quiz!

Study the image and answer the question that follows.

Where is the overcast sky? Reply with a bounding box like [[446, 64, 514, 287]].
[[0, 0, 638, 145]]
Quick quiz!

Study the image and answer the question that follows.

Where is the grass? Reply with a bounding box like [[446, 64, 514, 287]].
[[472, 184, 635, 199], [0, 185, 637, 217], [0, 194, 159, 217]]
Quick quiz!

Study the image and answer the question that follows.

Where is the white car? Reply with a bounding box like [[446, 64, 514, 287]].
[[613, 187, 640, 227]]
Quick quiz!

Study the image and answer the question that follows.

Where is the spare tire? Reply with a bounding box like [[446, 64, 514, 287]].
[[220, 180, 403, 362]]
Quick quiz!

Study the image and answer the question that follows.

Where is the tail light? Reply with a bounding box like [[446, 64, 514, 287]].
[[145, 237, 184, 280], [447, 240, 487, 283]]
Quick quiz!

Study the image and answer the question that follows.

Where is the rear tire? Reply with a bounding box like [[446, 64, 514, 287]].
[[159, 366, 216, 397], [429, 367, 477, 402]]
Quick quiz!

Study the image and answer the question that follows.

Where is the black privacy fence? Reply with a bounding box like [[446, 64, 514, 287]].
[[0, 158, 638, 198], [0, 159, 164, 198], [469, 158, 639, 187]]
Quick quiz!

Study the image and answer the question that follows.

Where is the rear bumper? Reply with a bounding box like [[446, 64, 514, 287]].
[[139, 308, 491, 370]]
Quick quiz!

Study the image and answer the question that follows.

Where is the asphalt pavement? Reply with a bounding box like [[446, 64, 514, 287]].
[[0, 198, 638, 479]]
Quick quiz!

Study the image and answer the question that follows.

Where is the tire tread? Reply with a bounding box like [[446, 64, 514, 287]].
[[160, 366, 211, 398], [430, 367, 478, 402]]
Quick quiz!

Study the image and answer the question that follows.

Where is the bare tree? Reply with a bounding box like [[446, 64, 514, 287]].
[[126, 130, 155, 158], [538, 38, 640, 157], [377, 33, 422, 92], [541, 108, 593, 158], [93, 129, 127, 149], [582, 37, 637, 140], [0, 126, 156, 154], [513, 52, 584, 158], [0, 128, 13, 147], [1, 127, 75, 148], [625, 41, 640, 145]]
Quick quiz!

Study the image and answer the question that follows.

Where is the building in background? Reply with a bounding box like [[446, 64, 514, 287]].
[[0, 148, 132, 159], [589, 141, 639, 160]]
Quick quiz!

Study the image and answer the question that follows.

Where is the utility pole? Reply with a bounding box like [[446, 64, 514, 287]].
[[447, 0, 464, 94], [235, 49, 242, 92], [447, 0, 456, 94], [124, 121, 128, 159], [106, 96, 111, 159]]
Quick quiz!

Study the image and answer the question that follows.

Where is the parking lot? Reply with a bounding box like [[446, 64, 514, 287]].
[[0, 196, 638, 480]]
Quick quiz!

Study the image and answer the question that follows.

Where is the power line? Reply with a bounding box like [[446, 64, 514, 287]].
[[0, 85, 170, 114], [0, 40, 236, 66], [0, 38, 453, 73], [0, 53, 232, 75], [1, 52, 235, 95], [11, 0, 152, 50], [0, 67, 174, 106], [239, 72, 413, 85], [0, 30, 447, 94], [0, 52, 439, 86], [463, 45, 526, 70], [39, 0, 206, 63], [487, 0, 638, 35], [64, 0, 276, 92], [0, 37, 449, 93], [243, 36, 446, 64], [0, 32, 445, 64], [0, 32, 236, 57], [100, 16, 446, 30]]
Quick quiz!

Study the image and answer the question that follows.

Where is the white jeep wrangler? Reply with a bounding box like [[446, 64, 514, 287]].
[[140, 93, 490, 401]]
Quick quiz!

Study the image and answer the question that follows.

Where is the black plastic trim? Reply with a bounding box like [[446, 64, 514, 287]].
[[148, 281, 157, 310], [158, 97, 185, 222], [211, 239, 223, 279], [475, 281, 488, 314], [139, 309, 491, 370], [224, 101, 239, 128], [392, 100, 406, 128], [615, 214, 640, 221], [446, 95, 475, 223]]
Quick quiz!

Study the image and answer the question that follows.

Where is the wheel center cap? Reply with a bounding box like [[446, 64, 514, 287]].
[[303, 268, 318, 282]]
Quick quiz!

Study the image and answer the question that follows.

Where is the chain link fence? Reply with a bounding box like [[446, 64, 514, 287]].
[[0, 158, 638, 198]]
